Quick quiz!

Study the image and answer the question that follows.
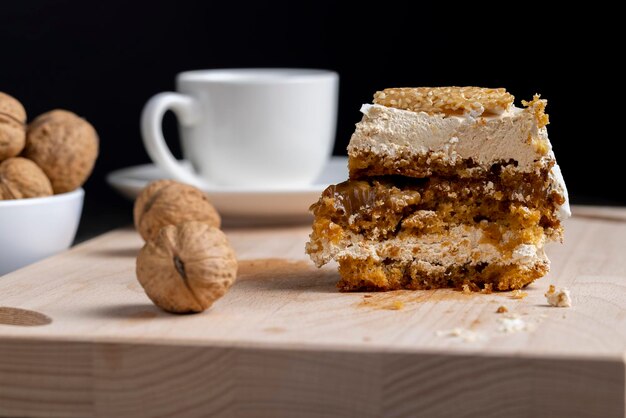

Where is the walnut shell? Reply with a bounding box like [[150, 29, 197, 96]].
[[24, 109, 99, 194], [134, 180, 221, 242], [136, 221, 238, 313], [0, 92, 26, 162], [0, 157, 53, 200]]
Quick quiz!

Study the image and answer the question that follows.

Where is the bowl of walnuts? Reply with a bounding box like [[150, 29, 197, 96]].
[[0, 92, 98, 275]]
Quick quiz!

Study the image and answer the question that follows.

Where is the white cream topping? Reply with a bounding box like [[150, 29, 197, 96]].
[[351, 104, 547, 171]]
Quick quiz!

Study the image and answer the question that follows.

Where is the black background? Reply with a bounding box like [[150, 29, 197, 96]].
[[1, 1, 620, 239]]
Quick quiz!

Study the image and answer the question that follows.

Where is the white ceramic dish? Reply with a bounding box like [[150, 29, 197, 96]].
[[142, 69, 338, 188], [106, 157, 348, 223], [0, 188, 84, 276]]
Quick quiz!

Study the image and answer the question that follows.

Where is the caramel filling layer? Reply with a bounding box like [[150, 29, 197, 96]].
[[311, 168, 563, 245]]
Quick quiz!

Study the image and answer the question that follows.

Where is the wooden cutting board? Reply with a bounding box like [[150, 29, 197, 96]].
[[0, 205, 624, 418]]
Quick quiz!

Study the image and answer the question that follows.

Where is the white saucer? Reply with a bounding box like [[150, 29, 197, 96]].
[[106, 157, 348, 223]]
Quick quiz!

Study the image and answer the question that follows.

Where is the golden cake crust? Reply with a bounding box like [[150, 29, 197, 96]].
[[373, 86, 514, 115], [336, 255, 548, 292]]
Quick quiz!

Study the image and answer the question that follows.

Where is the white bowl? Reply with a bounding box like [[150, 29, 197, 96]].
[[0, 188, 84, 276]]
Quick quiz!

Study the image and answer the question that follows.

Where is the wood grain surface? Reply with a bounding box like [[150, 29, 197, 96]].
[[0, 205, 625, 418]]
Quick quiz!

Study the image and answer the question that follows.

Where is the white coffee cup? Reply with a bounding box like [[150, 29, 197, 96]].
[[141, 68, 338, 188]]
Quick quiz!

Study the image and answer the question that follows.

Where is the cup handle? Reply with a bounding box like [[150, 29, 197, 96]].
[[141, 92, 205, 188]]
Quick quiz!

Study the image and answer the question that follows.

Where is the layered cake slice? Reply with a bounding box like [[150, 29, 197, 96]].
[[306, 87, 570, 291]]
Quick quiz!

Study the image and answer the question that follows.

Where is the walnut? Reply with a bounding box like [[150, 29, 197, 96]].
[[134, 180, 221, 242], [136, 221, 237, 313], [0, 92, 27, 162], [0, 157, 53, 200], [24, 109, 99, 194]]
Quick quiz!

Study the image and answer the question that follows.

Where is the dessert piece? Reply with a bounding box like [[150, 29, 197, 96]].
[[306, 87, 570, 291]]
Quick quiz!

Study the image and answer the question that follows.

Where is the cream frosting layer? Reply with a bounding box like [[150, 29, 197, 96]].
[[349, 104, 546, 171]]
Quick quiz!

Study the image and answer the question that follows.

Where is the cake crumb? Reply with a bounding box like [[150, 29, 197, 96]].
[[497, 315, 528, 333], [496, 306, 508, 314], [545, 285, 572, 307], [482, 283, 493, 294], [522, 94, 549, 128], [363, 294, 373, 298], [435, 328, 483, 342], [510, 290, 528, 300], [462, 284, 471, 294], [385, 301, 404, 310]]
